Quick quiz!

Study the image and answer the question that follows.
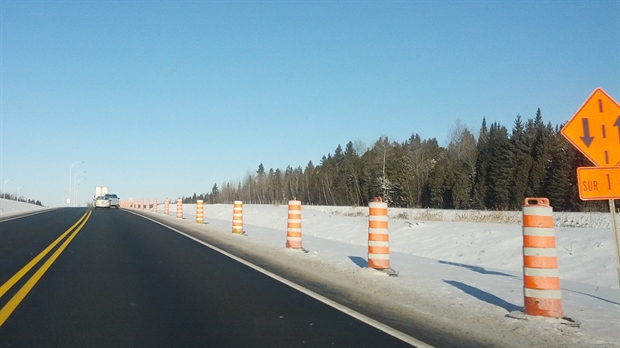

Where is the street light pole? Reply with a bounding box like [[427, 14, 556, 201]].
[[2, 179, 11, 199], [75, 178, 86, 207], [73, 171, 85, 207], [15, 186, 23, 201], [69, 161, 83, 205]]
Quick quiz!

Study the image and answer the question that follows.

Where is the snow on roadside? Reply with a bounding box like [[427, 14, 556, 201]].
[[190, 203, 619, 288], [0, 198, 47, 218]]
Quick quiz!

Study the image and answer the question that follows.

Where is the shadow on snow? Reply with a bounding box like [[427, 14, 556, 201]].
[[439, 260, 517, 278], [444, 280, 522, 313], [348, 256, 367, 268]]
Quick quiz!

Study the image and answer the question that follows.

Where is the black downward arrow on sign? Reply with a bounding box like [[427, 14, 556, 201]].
[[580, 118, 594, 147], [614, 115, 620, 143]]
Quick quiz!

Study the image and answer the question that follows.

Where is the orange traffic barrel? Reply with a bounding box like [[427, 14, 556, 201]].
[[368, 197, 390, 269], [176, 199, 183, 219], [164, 198, 170, 215], [153, 199, 158, 213], [232, 201, 243, 234], [522, 197, 563, 318], [146, 199, 150, 211], [196, 200, 204, 224], [286, 199, 302, 249], [139, 200, 144, 210]]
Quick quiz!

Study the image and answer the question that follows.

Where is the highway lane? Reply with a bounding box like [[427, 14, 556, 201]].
[[0, 208, 88, 291], [0, 208, 418, 347]]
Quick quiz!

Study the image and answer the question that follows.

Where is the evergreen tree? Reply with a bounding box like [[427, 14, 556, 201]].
[[510, 114, 532, 209], [303, 161, 317, 204], [196, 110, 605, 212], [211, 183, 219, 203], [343, 141, 363, 205], [485, 123, 515, 210], [372, 137, 392, 200], [422, 155, 446, 208], [317, 155, 337, 205], [385, 143, 410, 207], [542, 126, 575, 211], [445, 120, 477, 209], [402, 134, 425, 207], [526, 109, 553, 197], [256, 163, 267, 202], [471, 118, 490, 209]]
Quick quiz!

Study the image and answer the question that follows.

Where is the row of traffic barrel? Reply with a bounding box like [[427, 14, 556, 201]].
[[121, 196, 564, 320], [120, 197, 393, 271], [120, 198, 182, 217]]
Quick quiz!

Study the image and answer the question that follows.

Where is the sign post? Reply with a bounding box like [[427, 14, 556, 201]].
[[561, 87, 620, 289], [609, 200, 620, 290]]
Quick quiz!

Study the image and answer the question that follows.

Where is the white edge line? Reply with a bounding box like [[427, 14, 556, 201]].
[[129, 210, 434, 348]]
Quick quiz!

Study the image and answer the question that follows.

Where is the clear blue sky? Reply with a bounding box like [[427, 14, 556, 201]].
[[1, 1, 618, 207]]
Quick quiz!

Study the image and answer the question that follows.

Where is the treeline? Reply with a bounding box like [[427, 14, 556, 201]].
[[0, 192, 43, 206], [183, 109, 615, 212]]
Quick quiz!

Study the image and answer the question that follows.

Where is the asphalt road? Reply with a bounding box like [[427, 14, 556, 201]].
[[0, 208, 418, 347]]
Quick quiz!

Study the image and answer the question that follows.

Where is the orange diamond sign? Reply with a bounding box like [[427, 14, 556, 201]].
[[561, 88, 620, 167]]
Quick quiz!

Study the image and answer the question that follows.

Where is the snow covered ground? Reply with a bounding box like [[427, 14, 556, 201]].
[[0, 198, 46, 218], [2, 198, 619, 347]]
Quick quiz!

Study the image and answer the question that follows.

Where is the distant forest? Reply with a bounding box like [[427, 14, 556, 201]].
[[0, 192, 43, 207], [184, 109, 618, 212]]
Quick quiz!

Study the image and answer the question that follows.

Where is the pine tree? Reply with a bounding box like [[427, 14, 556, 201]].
[[422, 155, 446, 208], [471, 118, 490, 209], [343, 141, 363, 205], [542, 126, 575, 211], [402, 134, 424, 207], [485, 123, 515, 210], [303, 161, 316, 204], [510, 114, 532, 209], [445, 120, 477, 209], [211, 183, 219, 203], [256, 163, 267, 202], [331, 144, 350, 205], [385, 143, 410, 207], [526, 109, 553, 197]]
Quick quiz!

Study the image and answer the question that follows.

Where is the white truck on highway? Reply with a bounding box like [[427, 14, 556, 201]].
[[95, 186, 108, 198]]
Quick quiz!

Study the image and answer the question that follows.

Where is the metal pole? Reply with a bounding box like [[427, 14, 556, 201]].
[[609, 199, 620, 291], [73, 171, 84, 207], [3, 179, 11, 199], [75, 179, 85, 207], [69, 164, 72, 205], [69, 161, 82, 205], [15, 186, 23, 201]]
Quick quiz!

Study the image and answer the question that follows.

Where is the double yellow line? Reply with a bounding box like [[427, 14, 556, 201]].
[[0, 210, 92, 326]]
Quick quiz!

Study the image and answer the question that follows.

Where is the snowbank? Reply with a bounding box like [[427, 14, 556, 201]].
[[0, 198, 47, 219]]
